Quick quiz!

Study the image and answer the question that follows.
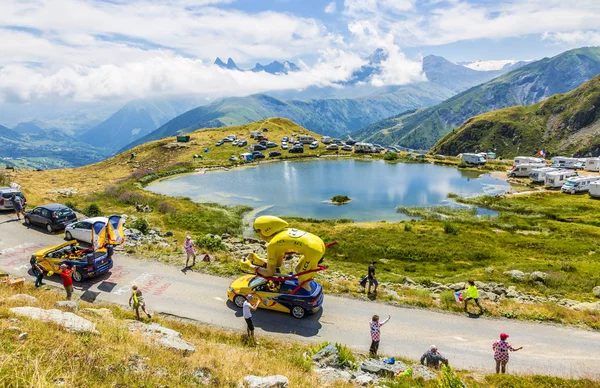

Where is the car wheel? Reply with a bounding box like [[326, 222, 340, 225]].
[[234, 295, 246, 308], [46, 224, 54, 233], [65, 231, 73, 240], [24, 217, 31, 226], [291, 305, 306, 319], [72, 270, 84, 283]]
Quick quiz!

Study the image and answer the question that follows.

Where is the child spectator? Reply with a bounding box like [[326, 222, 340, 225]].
[[369, 313, 391, 357], [493, 332, 522, 374]]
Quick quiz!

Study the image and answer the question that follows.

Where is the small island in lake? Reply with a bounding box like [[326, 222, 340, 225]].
[[330, 195, 351, 205]]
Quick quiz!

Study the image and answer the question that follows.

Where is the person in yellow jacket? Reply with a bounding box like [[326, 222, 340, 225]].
[[464, 279, 484, 314], [240, 216, 325, 291]]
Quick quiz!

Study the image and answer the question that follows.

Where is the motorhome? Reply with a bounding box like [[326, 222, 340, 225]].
[[297, 135, 315, 144], [486, 152, 497, 160], [354, 142, 375, 153], [529, 167, 560, 183], [321, 136, 332, 144], [461, 153, 486, 165], [589, 181, 600, 198], [545, 170, 578, 188], [550, 157, 579, 169], [513, 156, 545, 166], [507, 163, 546, 177], [585, 158, 600, 172], [561, 176, 600, 194]]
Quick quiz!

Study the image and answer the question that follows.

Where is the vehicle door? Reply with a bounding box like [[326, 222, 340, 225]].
[[30, 207, 44, 225], [40, 208, 51, 226], [73, 221, 92, 242]]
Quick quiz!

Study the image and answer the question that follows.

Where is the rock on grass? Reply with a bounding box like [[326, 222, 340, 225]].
[[9, 307, 99, 334]]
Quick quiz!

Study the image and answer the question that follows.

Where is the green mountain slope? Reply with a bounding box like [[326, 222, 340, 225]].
[[354, 47, 600, 150], [431, 75, 600, 158], [120, 83, 453, 152]]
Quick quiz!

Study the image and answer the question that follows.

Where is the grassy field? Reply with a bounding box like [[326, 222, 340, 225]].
[[0, 284, 597, 387]]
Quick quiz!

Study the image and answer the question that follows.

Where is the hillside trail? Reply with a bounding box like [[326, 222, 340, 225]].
[[1, 212, 599, 379]]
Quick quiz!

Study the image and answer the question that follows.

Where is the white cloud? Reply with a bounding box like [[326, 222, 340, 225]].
[[324, 1, 336, 14], [344, 0, 415, 16], [542, 30, 600, 46], [462, 59, 521, 71]]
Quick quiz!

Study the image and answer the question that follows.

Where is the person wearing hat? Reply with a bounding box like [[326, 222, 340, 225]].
[[493, 333, 523, 374], [420, 345, 449, 370], [242, 294, 260, 343], [184, 235, 196, 268], [240, 216, 325, 292], [59, 264, 74, 300]]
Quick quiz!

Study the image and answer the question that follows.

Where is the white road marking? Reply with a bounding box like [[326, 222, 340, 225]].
[[214, 297, 224, 301], [453, 336, 468, 341]]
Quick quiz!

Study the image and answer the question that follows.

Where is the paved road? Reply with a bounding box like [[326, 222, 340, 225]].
[[1, 212, 599, 379]]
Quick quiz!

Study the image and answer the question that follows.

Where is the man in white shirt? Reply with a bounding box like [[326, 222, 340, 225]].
[[243, 294, 260, 343]]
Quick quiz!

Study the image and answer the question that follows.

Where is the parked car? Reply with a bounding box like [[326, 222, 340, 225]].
[[289, 146, 304, 154], [345, 139, 356, 146], [232, 140, 239, 146], [251, 144, 266, 151], [326, 144, 339, 151], [65, 217, 108, 244], [222, 137, 233, 142], [0, 188, 26, 211], [256, 135, 268, 141], [24, 203, 77, 233], [281, 142, 288, 150], [229, 155, 238, 162], [32, 241, 113, 282], [266, 142, 278, 148], [309, 141, 319, 149], [269, 151, 282, 157], [259, 140, 268, 147], [237, 139, 247, 147], [282, 136, 288, 142], [252, 151, 265, 159], [341, 145, 353, 151], [216, 140, 224, 146], [227, 274, 324, 319], [573, 161, 586, 170]]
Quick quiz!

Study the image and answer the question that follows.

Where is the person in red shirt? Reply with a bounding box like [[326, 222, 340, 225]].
[[60, 264, 74, 300]]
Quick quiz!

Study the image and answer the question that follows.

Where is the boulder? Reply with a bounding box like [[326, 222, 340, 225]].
[[7, 294, 38, 305], [504, 270, 526, 281], [9, 307, 98, 334], [314, 367, 353, 385], [403, 277, 416, 286], [128, 321, 195, 355], [447, 282, 465, 291], [572, 302, 600, 312], [530, 271, 548, 282], [17, 333, 28, 341], [359, 359, 407, 377], [243, 375, 289, 388], [593, 286, 600, 298], [354, 374, 374, 386], [312, 344, 339, 367], [410, 364, 438, 381], [81, 308, 114, 319], [6, 326, 21, 334], [54, 301, 79, 312]]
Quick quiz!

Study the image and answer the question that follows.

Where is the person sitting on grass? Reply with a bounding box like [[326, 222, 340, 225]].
[[464, 279, 484, 314], [129, 285, 152, 320], [420, 345, 449, 370]]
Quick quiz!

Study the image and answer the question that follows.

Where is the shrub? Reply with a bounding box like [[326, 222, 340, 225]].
[[0, 173, 9, 186], [64, 201, 78, 211], [404, 223, 412, 232], [118, 191, 147, 205], [82, 203, 102, 217], [440, 290, 457, 308], [438, 365, 464, 388], [560, 262, 577, 273], [383, 152, 398, 161], [195, 236, 224, 251], [157, 202, 176, 214], [443, 221, 458, 235], [331, 195, 351, 204], [131, 218, 149, 235]]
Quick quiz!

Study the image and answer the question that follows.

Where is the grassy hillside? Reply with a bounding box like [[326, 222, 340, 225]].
[[432, 75, 600, 157], [121, 83, 455, 152], [354, 47, 600, 150]]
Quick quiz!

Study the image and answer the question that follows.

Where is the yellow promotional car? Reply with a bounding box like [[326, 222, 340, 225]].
[[32, 241, 113, 282], [227, 274, 324, 319]]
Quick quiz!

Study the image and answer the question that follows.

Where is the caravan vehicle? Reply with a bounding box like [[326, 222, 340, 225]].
[[297, 135, 315, 144], [486, 152, 497, 160], [585, 158, 600, 172], [550, 157, 579, 169], [508, 163, 546, 177], [545, 170, 578, 188], [589, 181, 600, 198], [561, 176, 600, 194], [321, 136, 332, 144], [461, 153, 486, 165], [354, 142, 375, 153], [514, 156, 545, 166], [529, 167, 560, 183]]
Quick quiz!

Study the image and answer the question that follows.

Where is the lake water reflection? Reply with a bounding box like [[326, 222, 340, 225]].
[[146, 159, 510, 222]]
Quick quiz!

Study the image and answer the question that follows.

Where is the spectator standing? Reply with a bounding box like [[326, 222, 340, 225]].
[[369, 314, 390, 357], [30, 256, 45, 288], [184, 236, 196, 268], [12, 193, 25, 220], [59, 264, 74, 300], [129, 285, 152, 320], [464, 279, 484, 314], [493, 333, 522, 374], [420, 345, 449, 369], [243, 294, 260, 344], [367, 261, 378, 294]]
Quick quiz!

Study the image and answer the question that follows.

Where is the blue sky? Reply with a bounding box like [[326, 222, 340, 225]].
[[0, 0, 598, 104]]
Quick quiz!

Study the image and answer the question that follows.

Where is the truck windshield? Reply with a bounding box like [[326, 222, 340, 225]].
[[564, 181, 576, 187]]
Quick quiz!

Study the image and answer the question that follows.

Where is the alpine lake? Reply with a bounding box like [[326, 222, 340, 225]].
[[146, 159, 510, 222]]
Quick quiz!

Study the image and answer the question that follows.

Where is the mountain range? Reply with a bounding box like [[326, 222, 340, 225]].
[[214, 57, 300, 74], [431, 74, 600, 158], [353, 47, 600, 150]]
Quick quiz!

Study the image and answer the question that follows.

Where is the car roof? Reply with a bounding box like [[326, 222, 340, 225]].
[[81, 217, 108, 223], [38, 203, 71, 210], [0, 188, 21, 193]]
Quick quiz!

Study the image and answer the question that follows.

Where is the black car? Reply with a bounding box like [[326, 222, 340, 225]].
[[251, 144, 267, 151], [345, 140, 357, 145], [269, 151, 282, 157], [24, 203, 78, 233], [252, 151, 265, 159], [289, 146, 304, 154]]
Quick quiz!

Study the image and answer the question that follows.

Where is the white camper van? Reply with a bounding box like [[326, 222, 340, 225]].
[[589, 181, 600, 198], [321, 136, 332, 144], [354, 142, 375, 153], [585, 158, 600, 172], [297, 135, 315, 144], [561, 176, 600, 194], [508, 163, 546, 177], [529, 167, 560, 183], [550, 157, 579, 169], [513, 156, 545, 166], [461, 153, 486, 165], [545, 170, 578, 188]]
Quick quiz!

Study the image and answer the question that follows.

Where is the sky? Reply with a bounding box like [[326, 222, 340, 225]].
[[0, 0, 599, 107]]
